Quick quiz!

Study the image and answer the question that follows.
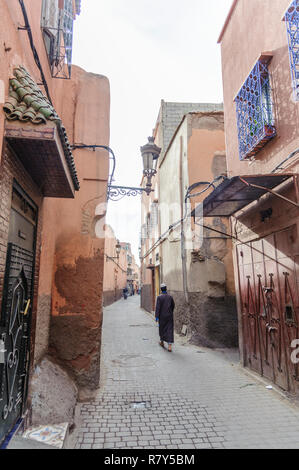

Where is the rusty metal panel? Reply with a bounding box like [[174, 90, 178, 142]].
[[263, 234, 289, 390], [275, 228, 299, 392], [237, 225, 299, 392], [237, 243, 263, 375], [199, 174, 293, 217]]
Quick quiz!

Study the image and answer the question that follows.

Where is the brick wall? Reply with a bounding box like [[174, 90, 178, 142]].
[[141, 284, 153, 314], [103, 289, 123, 307], [0, 141, 43, 371], [161, 102, 224, 156]]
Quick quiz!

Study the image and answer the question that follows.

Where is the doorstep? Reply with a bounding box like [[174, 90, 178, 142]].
[[6, 422, 69, 449]]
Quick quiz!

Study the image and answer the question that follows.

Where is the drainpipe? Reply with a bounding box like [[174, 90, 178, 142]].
[[180, 136, 189, 303]]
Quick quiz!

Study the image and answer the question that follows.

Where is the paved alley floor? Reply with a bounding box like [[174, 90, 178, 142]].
[[75, 296, 299, 449]]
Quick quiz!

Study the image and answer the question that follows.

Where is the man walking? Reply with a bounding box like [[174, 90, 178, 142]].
[[155, 284, 175, 352]]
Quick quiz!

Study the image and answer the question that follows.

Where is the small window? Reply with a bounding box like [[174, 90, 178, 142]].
[[140, 224, 147, 245], [63, 0, 74, 75], [235, 58, 276, 160], [150, 202, 159, 228], [285, 0, 299, 101], [42, 28, 55, 66], [41, 0, 74, 79], [146, 212, 151, 238], [285, 304, 295, 322]]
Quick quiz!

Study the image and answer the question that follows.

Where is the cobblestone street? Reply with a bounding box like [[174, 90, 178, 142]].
[[75, 296, 299, 449]]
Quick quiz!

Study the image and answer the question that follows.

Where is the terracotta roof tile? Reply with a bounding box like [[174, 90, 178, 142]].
[[3, 66, 79, 191]]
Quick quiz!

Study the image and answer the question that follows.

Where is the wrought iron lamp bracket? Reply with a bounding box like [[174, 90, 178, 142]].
[[107, 185, 154, 201]]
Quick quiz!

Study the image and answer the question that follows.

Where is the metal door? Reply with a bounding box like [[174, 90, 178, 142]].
[[237, 225, 299, 392], [237, 242, 263, 375], [275, 227, 299, 392], [262, 233, 289, 390], [0, 184, 37, 445]]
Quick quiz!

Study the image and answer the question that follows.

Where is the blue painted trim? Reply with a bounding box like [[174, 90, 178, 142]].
[[0, 418, 23, 450], [285, 0, 299, 102], [235, 60, 276, 160]]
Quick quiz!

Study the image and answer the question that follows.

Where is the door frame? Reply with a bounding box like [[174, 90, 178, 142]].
[[0, 179, 38, 444]]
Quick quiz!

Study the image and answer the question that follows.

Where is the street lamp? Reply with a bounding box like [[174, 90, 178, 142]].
[[115, 240, 121, 258], [71, 137, 161, 201], [141, 136, 161, 196], [108, 136, 161, 201], [106, 239, 121, 262]]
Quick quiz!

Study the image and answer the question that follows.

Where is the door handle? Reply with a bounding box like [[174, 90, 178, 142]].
[[23, 299, 31, 316], [0, 339, 6, 364]]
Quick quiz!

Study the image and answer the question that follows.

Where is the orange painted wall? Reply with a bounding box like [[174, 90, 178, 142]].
[[44, 66, 110, 389], [103, 225, 128, 302], [187, 115, 235, 295], [0, 1, 111, 390], [219, 0, 299, 177]]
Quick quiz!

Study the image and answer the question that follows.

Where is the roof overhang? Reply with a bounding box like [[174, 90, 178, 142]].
[[146, 264, 155, 270], [5, 121, 76, 198], [192, 174, 294, 218], [217, 0, 239, 44]]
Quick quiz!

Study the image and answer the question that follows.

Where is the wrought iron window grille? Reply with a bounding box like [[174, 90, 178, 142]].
[[140, 224, 147, 245], [41, 0, 74, 80], [235, 59, 276, 160], [285, 0, 299, 102]]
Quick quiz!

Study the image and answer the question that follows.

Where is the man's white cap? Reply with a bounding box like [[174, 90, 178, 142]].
[[161, 283, 167, 288]]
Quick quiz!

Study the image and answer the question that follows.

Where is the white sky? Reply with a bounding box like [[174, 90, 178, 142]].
[[72, 0, 233, 261]]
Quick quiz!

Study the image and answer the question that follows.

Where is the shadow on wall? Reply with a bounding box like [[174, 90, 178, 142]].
[[253, 45, 299, 167], [49, 249, 104, 390], [170, 290, 238, 349], [103, 289, 123, 307], [141, 285, 153, 314]]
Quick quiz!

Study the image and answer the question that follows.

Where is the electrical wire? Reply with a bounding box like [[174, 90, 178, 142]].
[[18, 0, 52, 103], [141, 175, 228, 260], [105, 253, 127, 273], [271, 147, 299, 173], [71, 144, 116, 192]]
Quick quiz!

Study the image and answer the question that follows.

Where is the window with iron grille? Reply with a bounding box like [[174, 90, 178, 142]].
[[41, 0, 60, 66], [285, 0, 299, 101], [150, 202, 159, 228], [235, 58, 276, 160], [41, 0, 74, 79], [140, 224, 147, 245], [63, 0, 74, 77], [146, 212, 151, 238]]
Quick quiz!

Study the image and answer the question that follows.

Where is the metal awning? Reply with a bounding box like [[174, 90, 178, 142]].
[[192, 174, 295, 218]]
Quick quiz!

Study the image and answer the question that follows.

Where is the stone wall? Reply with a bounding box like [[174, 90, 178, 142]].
[[103, 289, 123, 307], [30, 357, 78, 427], [160, 101, 223, 158], [141, 284, 153, 313], [170, 290, 238, 348], [50, 248, 105, 393]]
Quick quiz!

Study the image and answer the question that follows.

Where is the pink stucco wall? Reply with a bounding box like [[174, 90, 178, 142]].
[[103, 226, 128, 305], [219, 0, 299, 388], [219, 0, 299, 177], [0, 0, 111, 390], [44, 66, 110, 390]]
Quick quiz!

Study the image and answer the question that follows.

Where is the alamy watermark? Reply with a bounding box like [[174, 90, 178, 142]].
[[291, 339, 299, 364], [94, 200, 205, 253]]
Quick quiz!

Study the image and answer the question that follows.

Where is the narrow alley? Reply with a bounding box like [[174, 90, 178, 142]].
[[75, 297, 299, 450]]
